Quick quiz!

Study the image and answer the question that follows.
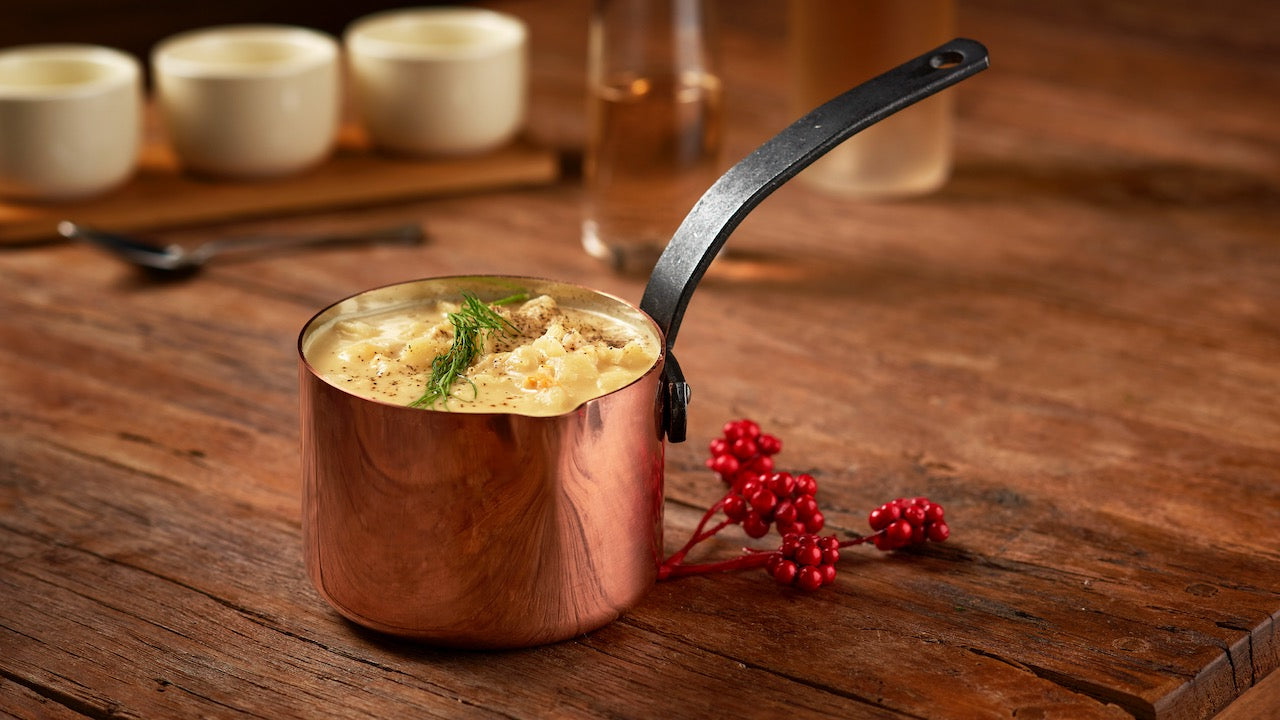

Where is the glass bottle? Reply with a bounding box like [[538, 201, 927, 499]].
[[788, 0, 957, 198], [583, 0, 723, 274]]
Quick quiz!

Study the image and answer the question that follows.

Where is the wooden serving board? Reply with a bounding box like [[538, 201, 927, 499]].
[[0, 124, 559, 245]]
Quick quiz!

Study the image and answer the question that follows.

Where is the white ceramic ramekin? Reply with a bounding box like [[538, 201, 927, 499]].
[[0, 44, 141, 201], [152, 25, 340, 179], [345, 8, 528, 156]]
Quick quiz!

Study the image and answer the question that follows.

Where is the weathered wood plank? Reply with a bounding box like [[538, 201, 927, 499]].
[[1214, 666, 1280, 720], [2, 187, 1277, 720], [0, 441, 907, 719], [3, 322, 1271, 720], [0, 676, 90, 720], [0, 431, 1133, 720]]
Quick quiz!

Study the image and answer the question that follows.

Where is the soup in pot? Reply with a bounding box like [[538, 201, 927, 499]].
[[303, 291, 661, 416]]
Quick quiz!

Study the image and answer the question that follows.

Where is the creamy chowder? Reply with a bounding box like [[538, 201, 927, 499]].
[[303, 291, 661, 416]]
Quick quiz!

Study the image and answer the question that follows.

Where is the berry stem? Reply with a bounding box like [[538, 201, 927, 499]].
[[656, 418, 951, 589], [661, 534, 880, 580], [657, 493, 734, 577], [659, 549, 777, 579], [688, 496, 730, 544], [838, 534, 877, 548]]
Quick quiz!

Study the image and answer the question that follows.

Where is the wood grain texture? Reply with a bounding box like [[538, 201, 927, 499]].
[[1, 0, 1278, 718], [1216, 670, 1280, 720]]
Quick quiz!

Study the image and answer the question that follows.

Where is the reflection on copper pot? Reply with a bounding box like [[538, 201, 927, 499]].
[[298, 276, 665, 648]]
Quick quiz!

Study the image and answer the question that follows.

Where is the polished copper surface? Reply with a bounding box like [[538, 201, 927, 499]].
[[298, 276, 665, 648]]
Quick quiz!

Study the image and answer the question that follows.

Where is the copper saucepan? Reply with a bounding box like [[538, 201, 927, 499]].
[[298, 39, 989, 648]]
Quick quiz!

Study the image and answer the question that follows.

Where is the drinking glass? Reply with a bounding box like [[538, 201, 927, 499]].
[[788, 0, 957, 198], [582, 0, 723, 275]]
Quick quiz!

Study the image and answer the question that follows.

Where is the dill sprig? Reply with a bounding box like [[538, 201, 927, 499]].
[[409, 291, 527, 410]]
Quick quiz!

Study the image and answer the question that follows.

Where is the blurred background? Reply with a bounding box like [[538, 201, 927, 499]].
[[4, 0, 1275, 235], [2, 1, 417, 59]]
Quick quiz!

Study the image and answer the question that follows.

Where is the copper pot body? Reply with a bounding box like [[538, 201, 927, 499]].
[[298, 276, 665, 648]]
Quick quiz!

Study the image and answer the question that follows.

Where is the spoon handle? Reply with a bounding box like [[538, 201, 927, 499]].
[[57, 220, 181, 267]]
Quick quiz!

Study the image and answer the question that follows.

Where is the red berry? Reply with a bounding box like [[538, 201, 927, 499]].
[[709, 438, 729, 456], [795, 544, 823, 567], [780, 533, 801, 557], [903, 504, 927, 527], [868, 503, 900, 530], [757, 434, 782, 455], [731, 437, 758, 459], [927, 521, 950, 542], [742, 513, 770, 538], [737, 477, 762, 498], [886, 520, 913, 545], [729, 471, 754, 490], [820, 563, 838, 585], [722, 494, 748, 521], [796, 566, 824, 591], [773, 499, 797, 524], [818, 535, 840, 551], [793, 495, 818, 519], [747, 456, 774, 474], [911, 524, 926, 544], [821, 547, 840, 565], [767, 472, 795, 497], [804, 511, 825, 533], [925, 503, 946, 523], [723, 420, 744, 440], [794, 474, 817, 496], [738, 419, 761, 439], [748, 488, 778, 513], [772, 559, 799, 585], [709, 454, 740, 476]]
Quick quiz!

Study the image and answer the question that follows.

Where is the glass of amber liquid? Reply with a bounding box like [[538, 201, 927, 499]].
[[789, 0, 957, 198], [583, 0, 723, 275]]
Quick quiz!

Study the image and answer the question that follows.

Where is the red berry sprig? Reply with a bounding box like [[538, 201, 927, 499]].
[[707, 420, 820, 538], [868, 496, 950, 551], [658, 418, 951, 590], [707, 419, 783, 487], [722, 471, 824, 538], [768, 533, 840, 590]]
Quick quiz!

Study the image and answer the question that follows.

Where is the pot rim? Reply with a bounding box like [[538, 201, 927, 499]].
[[297, 274, 666, 418]]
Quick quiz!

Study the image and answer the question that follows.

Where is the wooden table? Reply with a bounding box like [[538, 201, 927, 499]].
[[2, 1, 1277, 718]]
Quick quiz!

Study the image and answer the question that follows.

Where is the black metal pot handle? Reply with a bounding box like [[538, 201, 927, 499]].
[[640, 38, 989, 442]]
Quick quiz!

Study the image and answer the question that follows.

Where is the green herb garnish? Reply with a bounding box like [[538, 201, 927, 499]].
[[409, 291, 528, 409]]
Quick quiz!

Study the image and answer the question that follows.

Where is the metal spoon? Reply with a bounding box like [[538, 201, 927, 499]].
[[58, 221, 426, 273]]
